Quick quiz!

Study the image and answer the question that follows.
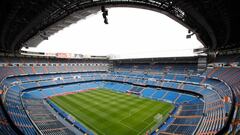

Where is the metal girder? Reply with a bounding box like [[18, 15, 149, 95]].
[[0, 0, 238, 53]]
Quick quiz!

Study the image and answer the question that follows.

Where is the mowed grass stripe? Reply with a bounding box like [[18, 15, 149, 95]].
[[80, 89, 136, 103], [51, 88, 174, 135], [52, 89, 165, 134], [52, 95, 118, 134], [53, 89, 148, 133], [72, 91, 139, 113], [75, 90, 126, 104], [70, 91, 145, 122], [53, 92, 139, 134], [73, 90, 144, 116], [53, 91, 138, 133]]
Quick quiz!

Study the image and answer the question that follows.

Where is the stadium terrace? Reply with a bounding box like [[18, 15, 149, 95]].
[[0, 55, 239, 135], [0, 0, 240, 135]]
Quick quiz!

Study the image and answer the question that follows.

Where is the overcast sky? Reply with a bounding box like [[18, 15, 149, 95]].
[[22, 7, 203, 59]]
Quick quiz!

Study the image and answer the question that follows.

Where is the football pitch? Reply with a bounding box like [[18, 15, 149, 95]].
[[50, 88, 174, 135]]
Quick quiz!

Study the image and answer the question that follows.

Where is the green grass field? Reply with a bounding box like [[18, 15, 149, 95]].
[[51, 88, 174, 135]]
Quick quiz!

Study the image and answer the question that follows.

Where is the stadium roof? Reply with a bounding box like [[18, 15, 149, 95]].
[[0, 0, 239, 53]]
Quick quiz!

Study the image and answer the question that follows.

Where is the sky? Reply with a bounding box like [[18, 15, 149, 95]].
[[22, 7, 203, 59]]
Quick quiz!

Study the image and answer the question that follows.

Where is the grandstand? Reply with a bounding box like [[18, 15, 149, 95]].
[[0, 0, 240, 135], [0, 55, 238, 135]]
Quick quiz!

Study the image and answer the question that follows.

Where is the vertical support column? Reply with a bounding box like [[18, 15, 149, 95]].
[[198, 56, 207, 73]]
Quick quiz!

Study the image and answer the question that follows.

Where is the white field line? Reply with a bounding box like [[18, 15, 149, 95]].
[[118, 121, 139, 132], [137, 120, 155, 135]]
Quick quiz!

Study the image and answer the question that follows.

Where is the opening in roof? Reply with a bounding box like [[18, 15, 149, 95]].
[[21, 7, 204, 59]]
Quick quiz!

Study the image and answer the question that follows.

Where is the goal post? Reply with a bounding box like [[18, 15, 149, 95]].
[[148, 114, 163, 133], [154, 113, 163, 122]]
